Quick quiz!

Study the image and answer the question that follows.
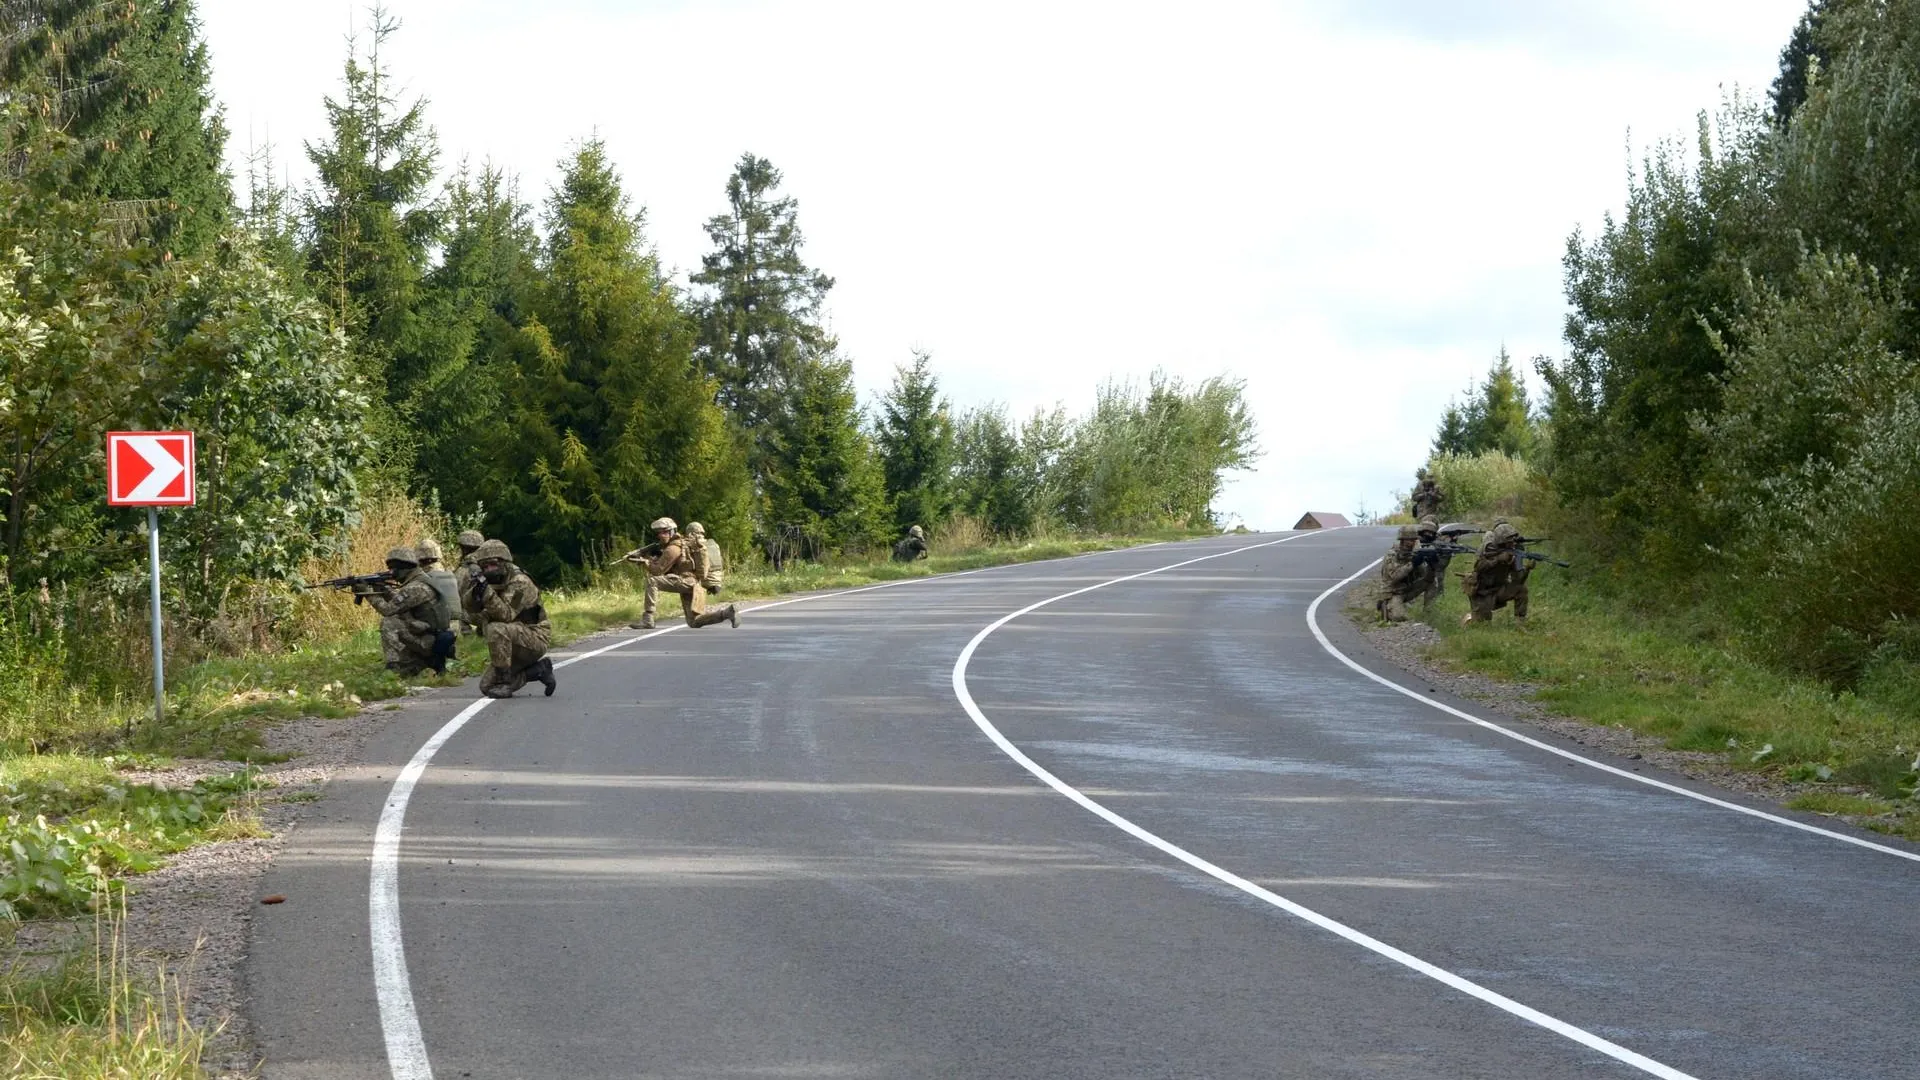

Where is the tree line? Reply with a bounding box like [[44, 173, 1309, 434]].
[[1451, 0, 1920, 695], [0, 2, 1259, 620]]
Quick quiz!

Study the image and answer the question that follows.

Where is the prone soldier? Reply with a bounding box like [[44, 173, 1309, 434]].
[[624, 517, 738, 631], [468, 539, 557, 698], [892, 524, 929, 563], [357, 547, 452, 676]]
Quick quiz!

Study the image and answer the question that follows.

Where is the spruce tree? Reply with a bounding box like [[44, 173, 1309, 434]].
[[1, 0, 231, 254], [691, 153, 835, 484], [762, 355, 887, 552], [481, 141, 749, 579], [875, 350, 956, 533]]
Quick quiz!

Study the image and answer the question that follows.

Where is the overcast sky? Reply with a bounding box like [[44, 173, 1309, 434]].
[[198, 0, 1807, 529]]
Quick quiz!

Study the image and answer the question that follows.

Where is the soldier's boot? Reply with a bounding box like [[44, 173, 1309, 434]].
[[728, 604, 739, 628], [532, 657, 557, 697], [482, 666, 517, 699], [628, 613, 656, 630], [428, 654, 448, 676]]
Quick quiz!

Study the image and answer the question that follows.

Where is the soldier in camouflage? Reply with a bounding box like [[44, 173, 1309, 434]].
[[469, 539, 557, 698], [1375, 525, 1427, 623], [456, 530, 488, 637], [414, 537, 465, 637], [892, 524, 929, 563], [357, 547, 449, 676], [1462, 521, 1531, 625], [1410, 469, 1445, 520], [686, 521, 725, 594], [1417, 516, 1452, 603], [624, 517, 737, 631]]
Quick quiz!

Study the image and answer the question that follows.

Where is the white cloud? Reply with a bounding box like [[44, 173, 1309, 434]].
[[200, 0, 1807, 528]]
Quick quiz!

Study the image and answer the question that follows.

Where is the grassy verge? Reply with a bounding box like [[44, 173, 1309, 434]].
[[1375, 561, 1920, 839], [2, 900, 210, 1078]]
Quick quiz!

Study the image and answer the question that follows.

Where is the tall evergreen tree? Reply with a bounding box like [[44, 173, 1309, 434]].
[[874, 350, 955, 532], [1771, 1, 1832, 127], [1, 0, 231, 254], [691, 153, 835, 484], [762, 354, 887, 551], [481, 141, 749, 580], [954, 405, 1030, 537]]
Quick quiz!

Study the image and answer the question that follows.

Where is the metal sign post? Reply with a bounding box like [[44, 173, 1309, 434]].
[[107, 431, 196, 728]]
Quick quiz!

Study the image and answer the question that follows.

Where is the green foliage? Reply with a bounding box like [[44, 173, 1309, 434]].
[[762, 354, 887, 551], [692, 153, 835, 497], [1422, 451, 1536, 518], [954, 405, 1031, 537], [1, 0, 232, 255], [874, 350, 955, 532], [482, 141, 750, 580], [1770, 1, 1832, 127], [1432, 347, 1536, 459], [1070, 373, 1259, 533]]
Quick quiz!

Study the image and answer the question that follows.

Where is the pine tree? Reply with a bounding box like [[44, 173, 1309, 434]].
[[480, 141, 749, 579], [1469, 347, 1533, 457], [874, 350, 955, 532], [691, 153, 835, 482], [1771, 1, 1831, 127], [762, 355, 887, 552], [1, 0, 231, 254], [301, 6, 439, 391], [954, 405, 1030, 536]]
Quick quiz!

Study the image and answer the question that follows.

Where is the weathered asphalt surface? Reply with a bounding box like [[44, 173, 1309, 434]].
[[248, 530, 1920, 1079]]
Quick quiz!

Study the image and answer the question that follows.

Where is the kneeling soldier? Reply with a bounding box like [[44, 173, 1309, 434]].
[[359, 547, 450, 676], [469, 539, 557, 698], [1463, 522, 1531, 625], [1375, 525, 1428, 623], [892, 524, 929, 562], [625, 517, 737, 631]]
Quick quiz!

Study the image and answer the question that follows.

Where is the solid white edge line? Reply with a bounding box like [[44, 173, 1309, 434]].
[[368, 536, 1214, 1079], [1305, 559, 1920, 865], [949, 532, 1701, 1080]]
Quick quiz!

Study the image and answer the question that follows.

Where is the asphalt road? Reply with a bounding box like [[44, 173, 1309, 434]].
[[248, 530, 1920, 1080]]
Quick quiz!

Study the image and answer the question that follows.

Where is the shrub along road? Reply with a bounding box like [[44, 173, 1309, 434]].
[[247, 530, 1920, 1079]]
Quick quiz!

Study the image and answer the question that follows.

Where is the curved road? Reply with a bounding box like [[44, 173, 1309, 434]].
[[249, 530, 1920, 1079]]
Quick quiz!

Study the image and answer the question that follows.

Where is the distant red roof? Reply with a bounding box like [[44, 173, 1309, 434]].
[[1293, 512, 1352, 529]]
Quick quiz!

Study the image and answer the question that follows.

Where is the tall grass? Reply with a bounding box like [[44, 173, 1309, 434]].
[[1, 896, 210, 1078], [1424, 450, 1538, 519], [284, 492, 458, 645]]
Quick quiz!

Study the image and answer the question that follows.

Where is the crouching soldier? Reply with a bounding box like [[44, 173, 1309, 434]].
[[1375, 525, 1427, 623], [686, 521, 725, 595], [892, 524, 929, 562], [469, 539, 557, 698], [358, 547, 452, 676], [1463, 522, 1531, 625]]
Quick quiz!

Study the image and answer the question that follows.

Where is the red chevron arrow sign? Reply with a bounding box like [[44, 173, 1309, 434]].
[[107, 431, 196, 507]]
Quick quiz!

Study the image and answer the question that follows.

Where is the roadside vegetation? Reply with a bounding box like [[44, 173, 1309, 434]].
[[1364, 0, 1920, 840]]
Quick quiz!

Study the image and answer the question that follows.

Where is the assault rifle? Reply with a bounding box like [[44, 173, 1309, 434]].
[[1411, 542, 1477, 567], [1515, 549, 1571, 568], [1436, 523, 1481, 540], [614, 542, 663, 566], [304, 570, 398, 604]]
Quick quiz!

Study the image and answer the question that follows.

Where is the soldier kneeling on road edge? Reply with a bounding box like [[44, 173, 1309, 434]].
[[1375, 525, 1427, 623], [358, 547, 454, 676], [469, 539, 557, 698], [624, 517, 738, 631]]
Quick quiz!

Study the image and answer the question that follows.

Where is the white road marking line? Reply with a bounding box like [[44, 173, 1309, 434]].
[[369, 537, 1228, 1078], [1306, 557, 1920, 864], [950, 533, 1701, 1080]]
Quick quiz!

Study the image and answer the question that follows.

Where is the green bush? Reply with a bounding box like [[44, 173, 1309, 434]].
[[1423, 451, 1538, 519]]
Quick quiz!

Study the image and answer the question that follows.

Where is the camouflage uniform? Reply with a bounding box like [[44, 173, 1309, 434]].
[[1417, 516, 1451, 602], [1375, 525, 1426, 623], [1463, 522, 1531, 624], [361, 548, 447, 676], [456, 530, 488, 637], [686, 522, 724, 593], [642, 531, 736, 629], [1410, 474, 1445, 520], [470, 539, 556, 698], [415, 537, 464, 634], [892, 524, 929, 563]]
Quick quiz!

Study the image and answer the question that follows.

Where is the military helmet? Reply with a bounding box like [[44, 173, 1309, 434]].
[[385, 546, 419, 567], [1418, 516, 1438, 532], [649, 516, 677, 533], [1489, 522, 1519, 544], [473, 539, 514, 564], [1396, 525, 1420, 541], [686, 521, 706, 538], [908, 525, 925, 539], [456, 529, 485, 549], [414, 537, 444, 563]]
